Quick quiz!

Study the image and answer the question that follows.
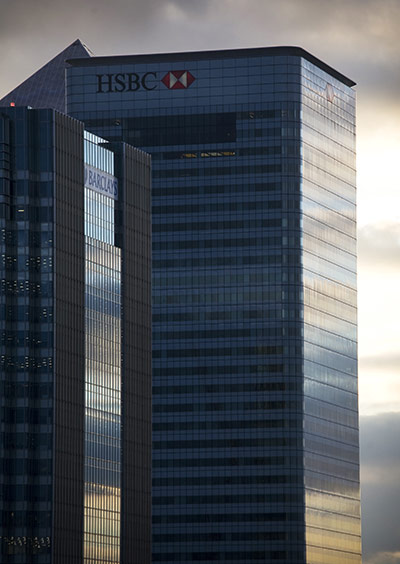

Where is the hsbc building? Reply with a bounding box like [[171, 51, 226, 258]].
[[65, 47, 360, 564]]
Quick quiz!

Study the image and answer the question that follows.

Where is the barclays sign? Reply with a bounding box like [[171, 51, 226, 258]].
[[84, 165, 118, 200]]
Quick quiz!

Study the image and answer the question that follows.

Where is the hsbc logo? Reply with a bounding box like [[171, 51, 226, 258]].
[[161, 71, 195, 90], [96, 71, 195, 93]]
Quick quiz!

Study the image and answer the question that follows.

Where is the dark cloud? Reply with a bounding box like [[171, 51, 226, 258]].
[[360, 413, 400, 561], [0, 0, 219, 97], [1, 0, 400, 102], [214, 0, 400, 104], [361, 412, 400, 469], [358, 222, 400, 271], [365, 552, 400, 564]]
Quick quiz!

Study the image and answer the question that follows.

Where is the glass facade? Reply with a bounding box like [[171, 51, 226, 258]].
[[83, 133, 122, 563], [300, 61, 360, 563], [0, 107, 152, 564], [66, 47, 360, 564], [0, 40, 91, 113], [0, 107, 55, 563]]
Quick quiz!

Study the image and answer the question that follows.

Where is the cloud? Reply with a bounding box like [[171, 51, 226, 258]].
[[0, 0, 220, 98], [358, 349, 400, 416], [1, 0, 400, 102], [360, 413, 400, 559], [359, 371, 400, 417], [177, 0, 400, 103], [360, 352, 400, 373], [361, 412, 400, 471], [358, 222, 400, 271], [365, 552, 400, 564]]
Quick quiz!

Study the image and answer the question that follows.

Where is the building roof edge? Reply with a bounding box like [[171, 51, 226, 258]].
[[66, 45, 356, 87]]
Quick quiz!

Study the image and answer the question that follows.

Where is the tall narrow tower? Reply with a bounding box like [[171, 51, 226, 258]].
[[0, 107, 151, 564]]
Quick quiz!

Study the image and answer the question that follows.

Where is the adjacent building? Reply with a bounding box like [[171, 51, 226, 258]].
[[0, 106, 151, 563], [0, 40, 92, 113]]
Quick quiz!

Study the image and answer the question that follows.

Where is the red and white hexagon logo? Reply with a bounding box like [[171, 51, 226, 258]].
[[161, 70, 195, 90]]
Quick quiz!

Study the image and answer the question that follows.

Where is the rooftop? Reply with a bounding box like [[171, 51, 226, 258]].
[[67, 45, 355, 88]]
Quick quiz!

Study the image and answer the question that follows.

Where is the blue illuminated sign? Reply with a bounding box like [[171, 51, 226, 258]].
[[84, 165, 118, 200]]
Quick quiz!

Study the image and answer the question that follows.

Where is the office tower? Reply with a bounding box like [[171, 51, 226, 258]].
[[1, 43, 361, 563], [0, 40, 92, 113], [64, 46, 360, 564], [0, 106, 151, 564]]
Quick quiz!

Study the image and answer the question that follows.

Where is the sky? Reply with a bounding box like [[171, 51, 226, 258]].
[[0, 0, 399, 561]]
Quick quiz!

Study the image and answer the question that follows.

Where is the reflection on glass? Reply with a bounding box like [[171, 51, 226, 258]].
[[83, 134, 121, 563], [301, 60, 360, 564]]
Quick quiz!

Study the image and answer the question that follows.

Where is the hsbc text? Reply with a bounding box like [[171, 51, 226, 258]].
[[96, 73, 158, 93]]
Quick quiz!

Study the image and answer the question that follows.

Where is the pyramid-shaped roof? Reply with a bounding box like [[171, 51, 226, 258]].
[[0, 39, 92, 114]]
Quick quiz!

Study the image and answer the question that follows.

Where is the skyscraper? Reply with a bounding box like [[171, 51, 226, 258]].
[[65, 46, 360, 564], [1, 43, 361, 564], [0, 106, 151, 563]]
